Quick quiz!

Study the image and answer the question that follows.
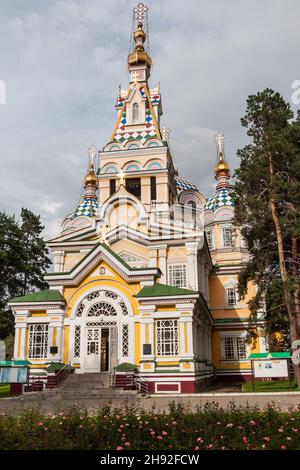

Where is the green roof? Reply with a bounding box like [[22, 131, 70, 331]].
[[248, 352, 291, 359], [10, 289, 64, 304], [0, 360, 31, 367], [136, 283, 198, 298]]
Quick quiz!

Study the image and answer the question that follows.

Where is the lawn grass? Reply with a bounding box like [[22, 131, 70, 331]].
[[243, 379, 299, 393], [0, 384, 10, 398]]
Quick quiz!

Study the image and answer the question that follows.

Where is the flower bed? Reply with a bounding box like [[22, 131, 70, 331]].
[[0, 402, 299, 450]]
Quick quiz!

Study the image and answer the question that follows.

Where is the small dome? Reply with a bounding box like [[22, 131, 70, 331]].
[[68, 197, 100, 219], [205, 187, 235, 212], [175, 177, 198, 192], [85, 170, 98, 186]]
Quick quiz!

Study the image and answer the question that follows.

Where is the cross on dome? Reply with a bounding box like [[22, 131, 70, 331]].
[[88, 145, 97, 165], [215, 132, 224, 157], [134, 2, 148, 23]]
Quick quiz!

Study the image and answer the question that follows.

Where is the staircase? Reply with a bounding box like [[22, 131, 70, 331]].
[[21, 373, 138, 405]]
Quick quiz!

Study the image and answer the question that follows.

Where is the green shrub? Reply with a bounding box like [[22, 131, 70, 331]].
[[115, 362, 138, 372]]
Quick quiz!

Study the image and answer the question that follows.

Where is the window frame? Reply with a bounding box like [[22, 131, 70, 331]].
[[221, 334, 248, 361], [28, 323, 49, 359], [168, 264, 188, 288], [226, 287, 237, 307], [222, 226, 234, 248], [156, 319, 179, 356]]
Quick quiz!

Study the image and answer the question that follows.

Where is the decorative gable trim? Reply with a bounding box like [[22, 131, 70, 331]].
[[45, 243, 161, 286]]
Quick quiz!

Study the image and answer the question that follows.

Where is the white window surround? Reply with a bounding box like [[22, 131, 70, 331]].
[[70, 286, 134, 367], [220, 331, 249, 362], [28, 324, 49, 359], [168, 264, 188, 288], [222, 225, 235, 248], [224, 278, 239, 308], [156, 319, 179, 356], [226, 288, 237, 307]]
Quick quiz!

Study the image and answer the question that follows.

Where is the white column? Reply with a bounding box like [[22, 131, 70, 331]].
[[138, 304, 155, 373], [13, 310, 29, 360], [151, 244, 167, 282], [186, 242, 198, 290], [47, 310, 65, 362]]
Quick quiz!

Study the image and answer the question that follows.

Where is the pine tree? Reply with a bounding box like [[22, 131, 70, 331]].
[[234, 89, 300, 385], [0, 209, 51, 339]]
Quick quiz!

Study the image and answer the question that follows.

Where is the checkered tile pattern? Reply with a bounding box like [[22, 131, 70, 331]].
[[113, 100, 158, 146], [69, 197, 100, 219], [175, 177, 198, 191], [205, 188, 235, 211]]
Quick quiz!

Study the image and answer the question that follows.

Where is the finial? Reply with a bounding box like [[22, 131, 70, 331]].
[[215, 132, 224, 158], [128, 3, 151, 82], [84, 146, 98, 198], [134, 3, 148, 24], [214, 132, 230, 189], [88, 145, 97, 170]]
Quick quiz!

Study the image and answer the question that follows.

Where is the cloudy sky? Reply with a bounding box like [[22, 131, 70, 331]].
[[0, 0, 299, 239]]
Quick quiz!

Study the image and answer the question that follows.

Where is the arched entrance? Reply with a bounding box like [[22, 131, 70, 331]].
[[71, 288, 134, 373]]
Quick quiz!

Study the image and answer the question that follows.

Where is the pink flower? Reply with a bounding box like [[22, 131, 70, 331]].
[[157, 436, 163, 440], [286, 437, 291, 441], [162, 431, 168, 436], [116, 446, 123, 451], [150, 431, 155, 436], [221, 446, 226, 450], [207, 444, 213, 449], [281, 445, 287, 450], [38, 422, 43, 426], [243, 437, 248, 443], [124, 442, 130, 447], [196, 437, 203, 443], [278, 428, 284, 433], [226, 423, 233, 428], [194, 446, 199, 450], [261, 444, 266, 449], [263, 437, 270, 442], [172, 421, 177, 426], [249, 420, 256, 426]]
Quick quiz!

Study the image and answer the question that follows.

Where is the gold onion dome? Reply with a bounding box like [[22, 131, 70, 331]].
[[84, 163, 98, 187], [127, 22, 152, 68], [214, 153, 230, 175]]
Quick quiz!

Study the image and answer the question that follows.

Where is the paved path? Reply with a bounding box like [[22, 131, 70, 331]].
[[0, 392, 299, 415]]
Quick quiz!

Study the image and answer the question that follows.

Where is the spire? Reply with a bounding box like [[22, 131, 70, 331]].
[[128, 3, 152, 83], [214, 132, 230, 189], [84, 145, 98, 199]]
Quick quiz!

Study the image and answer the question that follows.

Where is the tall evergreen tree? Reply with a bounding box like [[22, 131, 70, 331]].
[[234, 89, 300, 385], [0, 209, 51, 339]]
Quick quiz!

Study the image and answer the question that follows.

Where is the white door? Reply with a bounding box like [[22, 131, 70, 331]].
[[85, 327, 100, 372]]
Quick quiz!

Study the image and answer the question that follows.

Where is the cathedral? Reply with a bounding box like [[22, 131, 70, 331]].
[[9, 3, 266, 394]]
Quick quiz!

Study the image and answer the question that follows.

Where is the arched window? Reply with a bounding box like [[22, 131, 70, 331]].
[[126, 164, 139, 172], [148, 162, 162, 170], [104, 166, 118, 174], [132, 103, 139, 124], [188, 200, 196, 211]]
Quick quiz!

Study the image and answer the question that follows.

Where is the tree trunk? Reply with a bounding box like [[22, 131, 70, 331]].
[[268, 153, 300, 386]]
